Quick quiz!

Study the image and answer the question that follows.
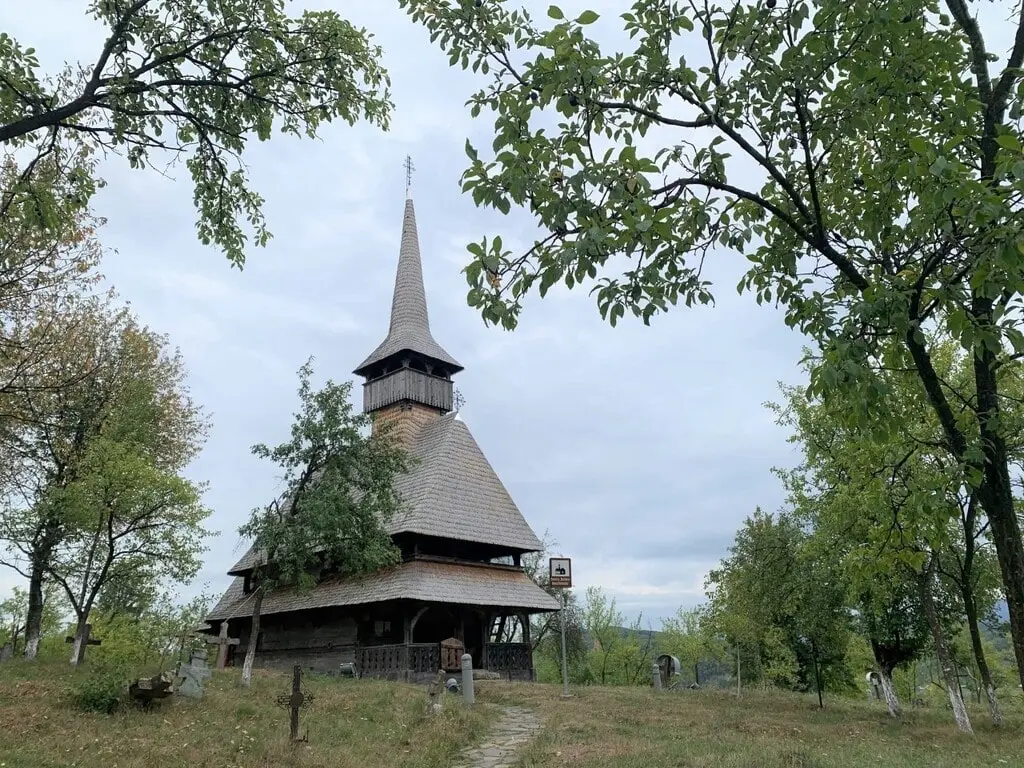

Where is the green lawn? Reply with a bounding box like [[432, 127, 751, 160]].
[[2, 660, 1022, 767], [0, 659, 493, 768], [475, 681, 1024, 768]]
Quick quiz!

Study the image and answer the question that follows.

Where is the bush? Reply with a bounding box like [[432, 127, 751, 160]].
[[72, 660, 130, 714]]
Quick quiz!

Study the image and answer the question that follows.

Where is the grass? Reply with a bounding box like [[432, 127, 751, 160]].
[[0, 659, 495, 768], [473, 681, 1024, 768], [3, 660, 1024, 768]]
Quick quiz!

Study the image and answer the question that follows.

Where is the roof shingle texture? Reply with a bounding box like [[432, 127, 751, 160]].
[[226, 412, 544, 575], [354, 198, 462, 375], [207, 559, 560, 620], [392, 412, 544, 551]]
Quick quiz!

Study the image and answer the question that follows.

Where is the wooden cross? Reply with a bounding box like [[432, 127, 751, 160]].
[[65, 623, 101, 663], [205, 622, 240, 669], [275, 665, 314, 742]]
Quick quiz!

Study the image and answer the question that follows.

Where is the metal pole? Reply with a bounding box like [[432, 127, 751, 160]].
[[560, 588, 570, 698]]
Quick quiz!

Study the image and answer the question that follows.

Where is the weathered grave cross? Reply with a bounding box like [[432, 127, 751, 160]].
[[205, 622, 240, 669], [65, 623, 101, 663], [276, 665, 314, 742]]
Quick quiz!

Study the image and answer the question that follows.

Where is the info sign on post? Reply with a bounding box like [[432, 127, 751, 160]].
[[549, 557, 573, 698], [549, 557, 572, 589]]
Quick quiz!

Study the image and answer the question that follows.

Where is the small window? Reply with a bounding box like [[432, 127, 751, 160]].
[[375, 620, 391, 635]]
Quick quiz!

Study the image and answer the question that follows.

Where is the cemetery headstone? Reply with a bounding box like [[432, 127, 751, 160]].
[[276, 665, 314, 742], [65, 623, 101, 664], [652, 662, 663, 691], [205, 622, 240, 669], [175, 648, 212, 699], [0, 643, 12, 662], [657, 654, 681, 689], [426, 669, 446, 715], [129, 672, 174, 708], [866, 672, 883, 701]]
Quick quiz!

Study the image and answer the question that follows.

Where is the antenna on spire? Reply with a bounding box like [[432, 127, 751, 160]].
[[403, 155, 415, 199]]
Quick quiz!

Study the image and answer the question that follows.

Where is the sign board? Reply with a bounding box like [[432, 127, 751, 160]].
[[549, 557, 572, 588]]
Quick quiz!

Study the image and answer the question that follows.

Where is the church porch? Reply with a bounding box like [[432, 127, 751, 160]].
[[355, 598, 541, 682]]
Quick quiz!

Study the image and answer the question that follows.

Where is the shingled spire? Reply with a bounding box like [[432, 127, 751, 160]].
[[353, 198, 462, 376]]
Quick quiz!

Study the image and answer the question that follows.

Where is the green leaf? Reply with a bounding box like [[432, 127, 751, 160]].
[[547, 5, 564, 19], [576, 10, 600, 25], [996, 133, 1022, 152]]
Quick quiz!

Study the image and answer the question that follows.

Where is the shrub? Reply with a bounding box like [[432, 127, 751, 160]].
[[72, 660, 130, 714]]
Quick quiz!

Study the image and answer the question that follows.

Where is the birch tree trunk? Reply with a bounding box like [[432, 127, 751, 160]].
[[878, 669, 902, 718], [920, 562, 973, 734], [241, 587, 264, 688]]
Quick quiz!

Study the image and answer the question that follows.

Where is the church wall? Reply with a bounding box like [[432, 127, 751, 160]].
[[371, 401, 442, 445], [236, 610, 359, 675]]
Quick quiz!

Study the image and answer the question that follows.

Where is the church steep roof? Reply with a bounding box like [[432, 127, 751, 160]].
[[225, 410, 544, 577], [206, 559, 560, 620], [392, 412, 544, 552], [353, 198, 462, 376]]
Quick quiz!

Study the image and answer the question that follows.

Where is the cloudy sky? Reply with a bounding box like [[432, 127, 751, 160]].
[[1, 0, 818, 625]]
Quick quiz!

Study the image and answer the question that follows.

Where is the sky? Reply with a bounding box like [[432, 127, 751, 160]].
[[0, 0, 820, 626]]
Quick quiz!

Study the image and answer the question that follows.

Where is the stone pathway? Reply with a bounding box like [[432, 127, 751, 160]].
[[453, 706, 542, 768]]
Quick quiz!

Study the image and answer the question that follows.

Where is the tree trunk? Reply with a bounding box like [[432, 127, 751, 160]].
[[878, 668, 902, 718], [906, 305, 1024, 693], [23, 562, 45, 660], [963, 584, 1001, 726], [241, 587, 264, 688], [811, 640, 824, 709], [920, 562, 972, 734], [971, 316, 1024, 694], [68, 616, 88, 666], [735, 645, 741, 697]]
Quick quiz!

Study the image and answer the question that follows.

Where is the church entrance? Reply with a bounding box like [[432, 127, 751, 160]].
[[411, 605, 486, 668]]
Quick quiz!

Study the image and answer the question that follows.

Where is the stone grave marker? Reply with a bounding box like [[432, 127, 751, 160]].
[[176, 648, 212, 699], [0, 643, 12, 662]]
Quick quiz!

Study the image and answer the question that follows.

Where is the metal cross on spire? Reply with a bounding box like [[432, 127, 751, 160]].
[[404, 155, 415, 198]]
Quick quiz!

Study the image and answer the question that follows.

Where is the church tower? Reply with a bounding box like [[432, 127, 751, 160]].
[[352, 191, 462, 446]]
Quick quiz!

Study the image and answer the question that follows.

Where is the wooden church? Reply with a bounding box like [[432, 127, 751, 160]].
[[203, 188, 558, 681]]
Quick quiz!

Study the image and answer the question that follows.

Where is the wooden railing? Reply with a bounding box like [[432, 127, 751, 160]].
[[409, 643, 439, 674], [357, 642, 531, 678], [484, 642, 532, 672], [356, 644, 407, 678]]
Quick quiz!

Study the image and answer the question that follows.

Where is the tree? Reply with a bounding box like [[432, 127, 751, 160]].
[[0, 148, 104, 414], [401, 0, 1024, 688], [237, 360, 409, 686], [705, 508, 851, 703], [774, 343, 1017, 725], [50, 435, 210, 665], [0, 298, 209, 661], [1, 0, 392, 264]]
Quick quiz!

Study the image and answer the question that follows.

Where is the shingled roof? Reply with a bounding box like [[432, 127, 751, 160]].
[[392, 412, 544, 552], [207, 559, 560, 620], [225, 410, 544, 576], [353, 198, 462, 376]]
